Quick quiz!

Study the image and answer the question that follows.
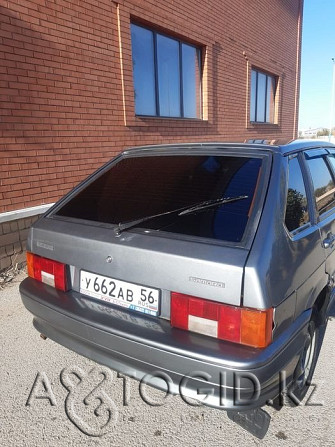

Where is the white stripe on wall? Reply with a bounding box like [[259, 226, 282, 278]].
[[0, 203, 54, 224]]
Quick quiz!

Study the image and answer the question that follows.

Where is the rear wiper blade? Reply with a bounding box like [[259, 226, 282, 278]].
[[114, 195, 248, 236], [114, 204, 193, 236], [178, 195, 248, 216]]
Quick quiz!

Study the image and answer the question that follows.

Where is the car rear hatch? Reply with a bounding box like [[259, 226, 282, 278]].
[[28, 217, 249, 309], [27, 146, 271, 341]]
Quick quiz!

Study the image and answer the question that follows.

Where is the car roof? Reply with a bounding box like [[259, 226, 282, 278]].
[[124, 140, 335, 156], [279, 139, 335, 155]]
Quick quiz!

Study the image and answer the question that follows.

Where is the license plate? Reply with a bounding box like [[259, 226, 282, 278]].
[[80, 270, 160, 316]]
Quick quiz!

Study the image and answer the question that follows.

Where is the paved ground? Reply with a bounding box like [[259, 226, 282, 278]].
[[1, 272, 335, 446]]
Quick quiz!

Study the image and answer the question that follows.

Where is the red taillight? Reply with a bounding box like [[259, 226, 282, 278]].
[[26, 252, 68, 292], [171, 292, 273, 348]]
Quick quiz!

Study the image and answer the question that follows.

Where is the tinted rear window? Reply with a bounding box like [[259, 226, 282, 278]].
[[55, 155, 262, 242], [285, 156, 310, 233], [305, 151, 335, 216]]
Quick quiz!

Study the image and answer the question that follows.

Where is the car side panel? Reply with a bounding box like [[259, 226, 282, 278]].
[[243, 154, 327, 315]]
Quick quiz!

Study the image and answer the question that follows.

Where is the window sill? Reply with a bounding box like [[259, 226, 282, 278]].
[[136, 114, 204, 120], [126, 115, 209, 127], [247, 122, 279, 129]]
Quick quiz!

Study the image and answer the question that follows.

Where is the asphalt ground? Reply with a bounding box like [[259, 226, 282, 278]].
[[1, 272, 335, 446]]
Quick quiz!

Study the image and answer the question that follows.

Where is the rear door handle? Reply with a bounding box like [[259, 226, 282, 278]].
[[323, 233, 335, 249]]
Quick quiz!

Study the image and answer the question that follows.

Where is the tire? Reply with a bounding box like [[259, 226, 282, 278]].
[[287, 317, 323, 405]]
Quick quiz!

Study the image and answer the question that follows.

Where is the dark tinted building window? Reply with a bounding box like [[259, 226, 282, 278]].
[[55, 155, 263, 243], [285, 156, 309, 232], [250, 69, 276, 123], [305, 151, 335, 216], [131, 24, 202, 118], [130, 25, 156, 116]]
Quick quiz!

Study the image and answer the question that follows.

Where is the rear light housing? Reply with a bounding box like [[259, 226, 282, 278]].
[[171, 292, 273, 348], [27, 252, 68, 292]]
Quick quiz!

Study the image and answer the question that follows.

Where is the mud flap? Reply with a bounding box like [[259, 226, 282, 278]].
[[226, 408, 271, 439]]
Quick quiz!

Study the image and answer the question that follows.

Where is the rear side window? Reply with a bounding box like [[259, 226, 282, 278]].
[[305, 151, 335, 216], [285, 156, 310, 233], [55, 155, 263, 243]]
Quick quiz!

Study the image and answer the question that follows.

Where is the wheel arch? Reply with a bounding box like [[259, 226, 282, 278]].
[[310, 284, 332, 325]]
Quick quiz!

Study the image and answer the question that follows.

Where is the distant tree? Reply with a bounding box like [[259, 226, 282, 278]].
[[315, 185, 327, 197], [315, 179, 334, 202], [317, 128, 329, 137]]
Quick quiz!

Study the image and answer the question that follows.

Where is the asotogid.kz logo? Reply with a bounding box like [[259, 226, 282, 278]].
[[25, 366, 323, 437]]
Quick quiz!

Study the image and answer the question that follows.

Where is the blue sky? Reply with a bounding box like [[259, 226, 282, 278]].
[[299, 0, 335, 131]]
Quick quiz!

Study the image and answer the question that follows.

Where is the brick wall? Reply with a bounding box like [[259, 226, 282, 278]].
[[0, 0, 303, 215], [0, 215, 39, 272]]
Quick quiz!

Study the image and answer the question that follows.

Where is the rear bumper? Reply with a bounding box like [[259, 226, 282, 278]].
[[20, 277, 310, 410]]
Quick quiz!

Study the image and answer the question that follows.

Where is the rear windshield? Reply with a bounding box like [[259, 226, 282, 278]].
[[55, 155, 262, 242]]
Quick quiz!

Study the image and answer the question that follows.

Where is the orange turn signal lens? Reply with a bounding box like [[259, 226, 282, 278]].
[[240, 307, 273, 348], [26, 252, 35, 279]]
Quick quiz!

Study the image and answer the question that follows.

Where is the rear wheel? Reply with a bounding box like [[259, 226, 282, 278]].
[[288, 320, 317, 403], [268, 307, 327, 411], [288, 314, 326, 405]]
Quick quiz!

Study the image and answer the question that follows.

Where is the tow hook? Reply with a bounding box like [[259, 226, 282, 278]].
[[40, 334, 47, 340]]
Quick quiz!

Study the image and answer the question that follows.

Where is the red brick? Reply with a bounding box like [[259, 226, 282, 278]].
[[0, 0, 302, 214]]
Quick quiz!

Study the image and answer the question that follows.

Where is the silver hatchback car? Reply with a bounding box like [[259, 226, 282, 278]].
[[20, 141, 335, 437]]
